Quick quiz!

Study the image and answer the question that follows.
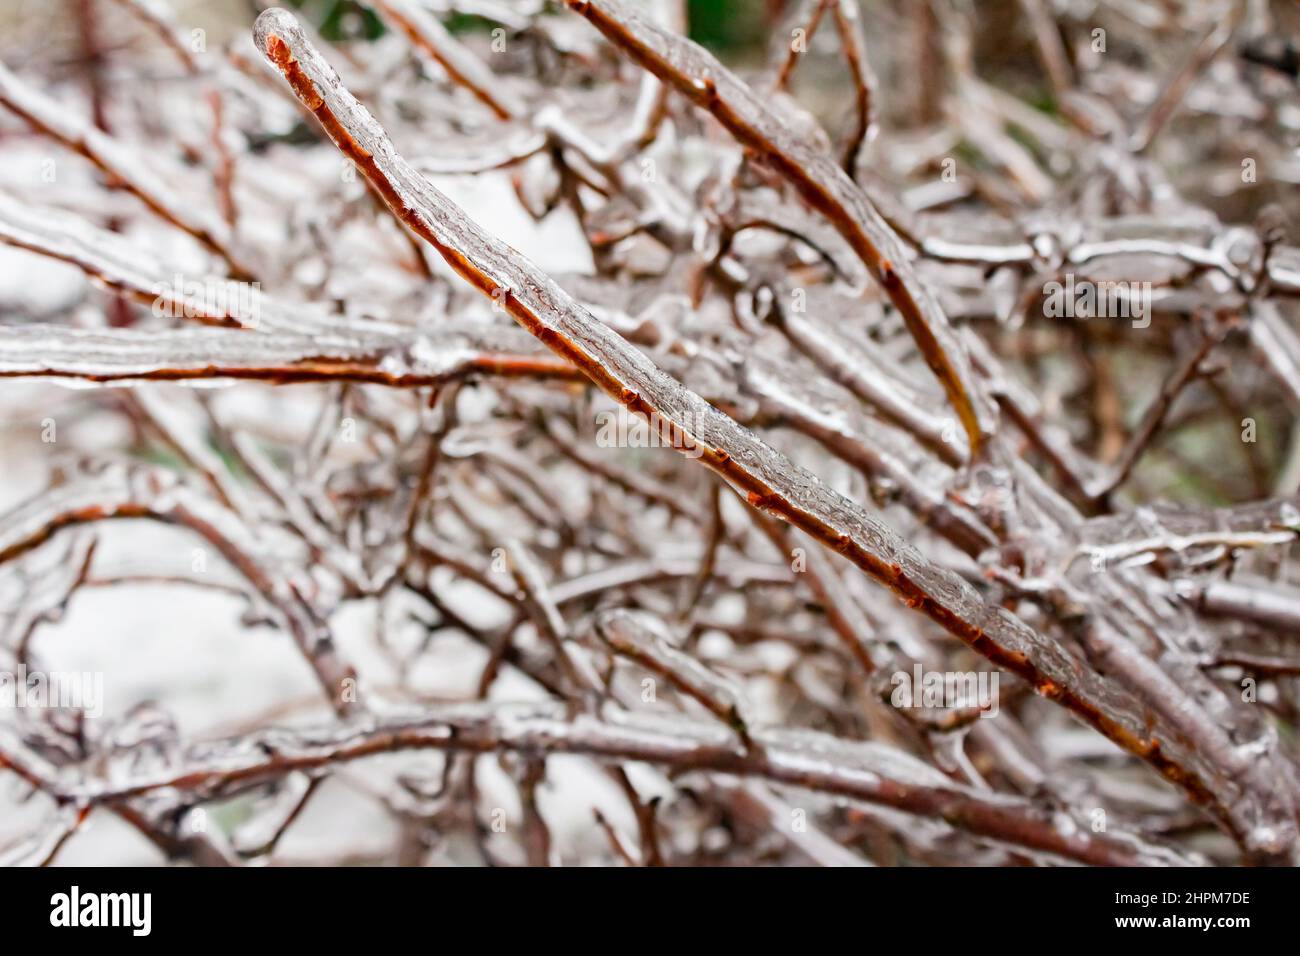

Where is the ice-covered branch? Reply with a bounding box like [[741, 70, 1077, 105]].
[[559, 0, 995, 454], [0, 59, 251, 276], [0, 463, 358, 713], [250, 6, 1293, 858], [0, 324, 579, 388], [3, 700, 1193, 867]]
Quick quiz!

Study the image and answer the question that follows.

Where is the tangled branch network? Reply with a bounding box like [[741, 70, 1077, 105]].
[[0, 0, 1299, 867]]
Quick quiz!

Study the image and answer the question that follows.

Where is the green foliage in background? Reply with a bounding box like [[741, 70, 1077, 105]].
[[288, 0, 385, 42], [687, 0, 766, 54], [286, 0, 769, 55]]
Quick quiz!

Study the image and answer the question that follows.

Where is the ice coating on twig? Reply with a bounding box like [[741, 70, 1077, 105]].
[[0, 461, 360, 715], [595, 610, 757, 744], [2, 698, 1196, 866], [0, 323, 577, 388], [0, 58, 247, 274], [370, 0, 522, 120], [559, 0, 995, 452], [0, 0, 1295, 869], [248, 7, 1265, 838]]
